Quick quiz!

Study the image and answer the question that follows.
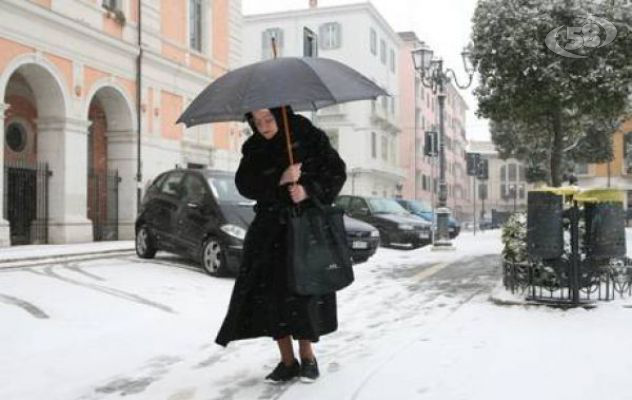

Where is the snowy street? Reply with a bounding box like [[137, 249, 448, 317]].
[[2, 231, 632, 400]]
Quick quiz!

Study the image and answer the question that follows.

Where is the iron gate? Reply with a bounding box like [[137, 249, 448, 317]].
[[3, 161, 50, 245], [88, 168, 120, 241]]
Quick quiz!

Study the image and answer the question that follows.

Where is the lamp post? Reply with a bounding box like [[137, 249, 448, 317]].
[[412, 44, 474, 249]]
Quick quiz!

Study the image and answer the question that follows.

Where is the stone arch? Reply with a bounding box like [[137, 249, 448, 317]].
[[84, 79, 137, 240], [0, 52, 70, 119], [1, 53, 74, 245]]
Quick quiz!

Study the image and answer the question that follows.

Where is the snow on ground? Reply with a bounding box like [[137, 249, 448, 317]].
[[0, 240, 134, 262], [1, 230, 631, 400]]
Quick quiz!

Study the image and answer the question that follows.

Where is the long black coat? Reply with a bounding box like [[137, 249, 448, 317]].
[[215, 108, 347, 346]]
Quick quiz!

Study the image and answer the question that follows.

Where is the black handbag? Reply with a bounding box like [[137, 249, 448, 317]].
[[286, 198, 354, 296]]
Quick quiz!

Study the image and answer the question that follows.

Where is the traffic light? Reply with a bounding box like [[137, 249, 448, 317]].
[[477, 158, 489, 180], [466, 152, 481, 176], [424, 130, 438, 157]]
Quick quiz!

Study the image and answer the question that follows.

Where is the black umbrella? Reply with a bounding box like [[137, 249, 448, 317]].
[[176, 57, 388, 128]]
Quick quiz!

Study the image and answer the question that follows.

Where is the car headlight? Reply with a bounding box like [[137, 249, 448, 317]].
[[370, 230, 380, 238], [398, 224, 414, 230], [220, 224, 246, 240]]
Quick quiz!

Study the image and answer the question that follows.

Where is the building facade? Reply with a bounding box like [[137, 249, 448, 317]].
[[467, 140, 534, 221], [576, 118, 632, 209], [243, 2, 405, 198], [398, 31, 470, 221], [1, 0, 243, 246]]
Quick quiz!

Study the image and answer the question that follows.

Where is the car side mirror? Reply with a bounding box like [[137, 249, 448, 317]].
[[359, 207, 370, 216]]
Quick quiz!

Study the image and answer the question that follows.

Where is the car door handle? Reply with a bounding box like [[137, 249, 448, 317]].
[[187, 202, 200, 209]]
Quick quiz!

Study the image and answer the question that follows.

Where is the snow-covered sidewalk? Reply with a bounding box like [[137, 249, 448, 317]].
[[0, 240, 135, 267], [2, 230, 632, 400]]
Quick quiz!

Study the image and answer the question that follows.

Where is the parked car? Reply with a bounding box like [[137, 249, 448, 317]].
[[135, 169, 379, 277], [395, 199, 461, 238], [335, 195, 433, 249]]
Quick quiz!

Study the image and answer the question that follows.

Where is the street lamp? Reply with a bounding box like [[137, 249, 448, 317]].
[[412, 44, 474, 249]]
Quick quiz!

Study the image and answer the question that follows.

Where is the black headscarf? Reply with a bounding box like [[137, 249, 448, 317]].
[[245, 106, 295, 141]]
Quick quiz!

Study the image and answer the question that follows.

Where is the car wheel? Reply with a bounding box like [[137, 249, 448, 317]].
[[136, 225, 157, 259], [201, 237, 228, 277]]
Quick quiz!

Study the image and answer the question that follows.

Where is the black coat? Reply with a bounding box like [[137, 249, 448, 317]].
[[215, 109, 347, 346]]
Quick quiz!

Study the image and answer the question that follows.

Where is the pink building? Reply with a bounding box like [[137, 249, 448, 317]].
[[0, 0, 243, 246], [398, 31, 470, 221]]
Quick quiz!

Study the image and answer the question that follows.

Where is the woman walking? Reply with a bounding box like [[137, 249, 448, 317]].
[[215, 106, 347, 383]]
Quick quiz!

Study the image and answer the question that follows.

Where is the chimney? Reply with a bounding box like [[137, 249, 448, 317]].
[[309, 0, 317, 8]]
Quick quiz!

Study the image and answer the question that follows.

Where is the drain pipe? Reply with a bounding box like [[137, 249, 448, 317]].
[[136, 0, 143, 210]]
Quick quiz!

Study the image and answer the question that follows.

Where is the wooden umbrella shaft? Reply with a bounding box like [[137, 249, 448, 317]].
[[271, 37, 295, 168]]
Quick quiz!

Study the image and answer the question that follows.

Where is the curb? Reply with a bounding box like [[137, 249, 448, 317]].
[[0, 249, 135, 269]]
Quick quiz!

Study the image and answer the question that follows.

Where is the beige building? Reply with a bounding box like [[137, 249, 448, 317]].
[[0, 0, 243, 246], [467, 140, 534, 221]]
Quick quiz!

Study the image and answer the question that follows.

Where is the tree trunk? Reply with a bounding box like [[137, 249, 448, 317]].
[[550, 112, 564, 187]]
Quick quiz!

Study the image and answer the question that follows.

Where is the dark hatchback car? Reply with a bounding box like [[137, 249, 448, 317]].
[[335, 195, 433, 249], [395, 199, 461, 238], [135, 169, 379, 276]]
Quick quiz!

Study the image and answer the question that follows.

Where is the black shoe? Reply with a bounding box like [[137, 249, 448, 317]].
[[265, 360, 300, 383], [300, 358, 320, 382]]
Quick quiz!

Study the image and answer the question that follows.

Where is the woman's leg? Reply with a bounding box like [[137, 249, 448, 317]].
[[298, 340, 315, 361], [277, 336, 296, 365]]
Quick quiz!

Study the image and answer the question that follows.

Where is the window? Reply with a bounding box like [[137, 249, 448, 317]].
[[303, 27, 318, 57], [422, 175, 429, 191], [381, 96, 388, 113], [326, 129, 339, 151], [500, 165, 507, 181], [519, 165, 526, 181], [182, 174, 208, 200], [381, 135, 388, 161], [389, 48, 395, 73], [189, 0, 203, 52], [371, 132, 377, 158], [519, 185, 525, 199], [624, 132, 632, 174], [508, 164, 517, 181], [501, 183, 507, 198], [433, 178, 438, 193], [575, 162, 589, 175], [390, 137, 396, 163], [102, 0, 119, 10], [370, 28, 377, 55], [262, 28, 284, 59], [390, 96, 395, 115], [320, 22, 341, 49], [335, 196, 351, 209], [349, 197, 369, 214], [160, 172, 185, 198], [380, 39, 386, 64], [5, 122, 27, 153]]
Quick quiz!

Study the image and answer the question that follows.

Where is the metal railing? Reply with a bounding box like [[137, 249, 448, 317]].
[[3, 160, 50, 245], [88, 168, 120, 241]]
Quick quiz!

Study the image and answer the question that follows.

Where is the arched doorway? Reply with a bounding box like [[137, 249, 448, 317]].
[[2, 68, 58, 245], [85, 84, 135, 241]]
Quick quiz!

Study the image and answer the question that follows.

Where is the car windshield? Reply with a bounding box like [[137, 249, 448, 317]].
[[207, 176, 250, 204], [368, 198, 409, 215], [407, 200, 433, 213]]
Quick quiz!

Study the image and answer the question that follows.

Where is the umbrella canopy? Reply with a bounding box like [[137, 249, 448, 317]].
[[177, 57, 388, 127]]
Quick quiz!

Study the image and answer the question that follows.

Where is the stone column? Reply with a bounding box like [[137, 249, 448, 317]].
[[37, 116, 93, 243], [106, 130, 137, 240], [0, 103, 11, 247]]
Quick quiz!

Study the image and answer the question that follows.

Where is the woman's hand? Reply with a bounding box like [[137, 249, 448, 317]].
[[279, 163, 302, 185], [288, 184, 308, 203]]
